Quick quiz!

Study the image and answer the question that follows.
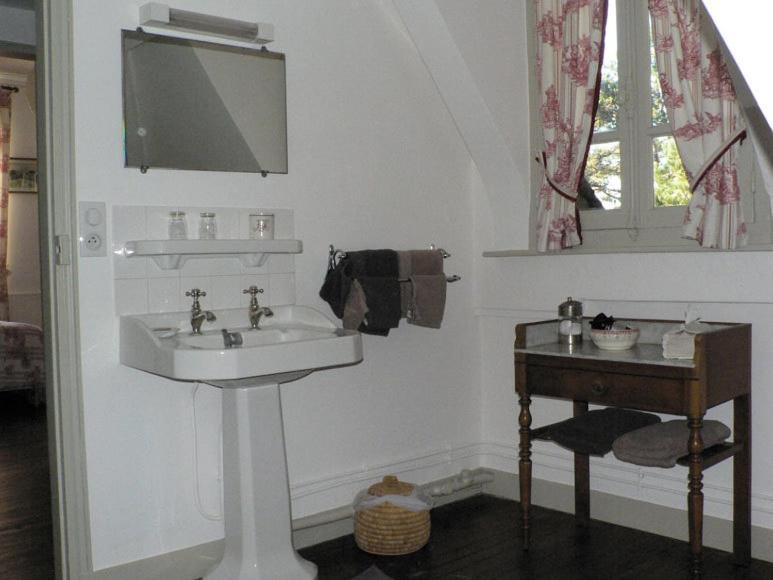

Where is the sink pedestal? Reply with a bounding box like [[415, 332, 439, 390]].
[[204, 384, 317, 580]]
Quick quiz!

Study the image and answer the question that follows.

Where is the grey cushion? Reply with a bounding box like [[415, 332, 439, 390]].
[[612, 419, 731, 468], [533, 408, 661, 456]]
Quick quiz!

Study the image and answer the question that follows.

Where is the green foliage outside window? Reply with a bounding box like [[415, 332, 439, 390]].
[[585, 53, 691, 209]]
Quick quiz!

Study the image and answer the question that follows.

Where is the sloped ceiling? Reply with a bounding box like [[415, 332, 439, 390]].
[[702, 0, 772, 132]]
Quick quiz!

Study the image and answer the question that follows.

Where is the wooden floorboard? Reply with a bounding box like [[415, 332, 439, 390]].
[[300, 494, 773, 580], [0, 392, 54, 580]]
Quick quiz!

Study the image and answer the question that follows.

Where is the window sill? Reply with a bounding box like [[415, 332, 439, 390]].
[[482, 243, 773, 257]]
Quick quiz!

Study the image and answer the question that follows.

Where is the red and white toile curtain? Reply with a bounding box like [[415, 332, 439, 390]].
[[0, 89, 11, 319], [649, 0, 747, 249], [534, 0, 607, 251]]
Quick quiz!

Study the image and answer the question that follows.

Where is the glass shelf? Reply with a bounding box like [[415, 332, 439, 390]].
[[123, 239, 302, 270]]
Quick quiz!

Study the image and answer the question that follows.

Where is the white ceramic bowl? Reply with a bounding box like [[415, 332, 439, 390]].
[[590, 327, 640, 351]]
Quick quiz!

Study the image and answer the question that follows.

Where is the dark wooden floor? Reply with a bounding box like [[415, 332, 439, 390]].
[[0, 392, 54, 580], [301, 494, 773, 580]]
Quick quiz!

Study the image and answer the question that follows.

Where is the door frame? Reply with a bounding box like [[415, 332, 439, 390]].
[[36, 0, 93, 577]]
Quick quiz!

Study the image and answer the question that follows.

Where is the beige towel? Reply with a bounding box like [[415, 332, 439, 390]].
[[409, 250, 443, 275], [399, 250, 445, 324], [408, 274, 446, 328], [342, 279, 368, 330]]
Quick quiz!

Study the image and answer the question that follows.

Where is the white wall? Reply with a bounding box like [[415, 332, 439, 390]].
[[72, 0, 480, 570]]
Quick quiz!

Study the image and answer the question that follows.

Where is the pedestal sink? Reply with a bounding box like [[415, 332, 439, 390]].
[[120, 306, 363, 579]]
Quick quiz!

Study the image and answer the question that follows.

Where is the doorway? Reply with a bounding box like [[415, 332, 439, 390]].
[[0, 48, 55, 579]]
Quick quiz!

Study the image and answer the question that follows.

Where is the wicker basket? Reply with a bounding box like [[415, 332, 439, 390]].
[[354, 475, 431, 556]]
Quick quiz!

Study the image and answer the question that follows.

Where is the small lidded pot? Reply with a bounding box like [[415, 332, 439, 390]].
[[558, 296, 583, 346], [199, 212, 217, 240]]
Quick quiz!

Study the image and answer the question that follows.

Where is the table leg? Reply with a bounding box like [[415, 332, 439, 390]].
[[573, 401, 590, 528], [687, 415, 705, 578], [734, 394, 752, 566], [519, 393, 532, 550]]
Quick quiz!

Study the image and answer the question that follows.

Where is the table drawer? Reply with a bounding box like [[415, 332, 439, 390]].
[[526, 366, 685, 414]]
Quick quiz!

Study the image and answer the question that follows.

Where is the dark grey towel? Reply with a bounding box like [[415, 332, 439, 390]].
[[319, 260, 353, 320], [347, 250, 401, 336], [612, 419, 731, 468], [533, 408, 662, 456], [320, 251, 401, 335]]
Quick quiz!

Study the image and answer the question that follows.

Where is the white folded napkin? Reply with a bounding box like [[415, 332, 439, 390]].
[[662, 319, 712, 359]]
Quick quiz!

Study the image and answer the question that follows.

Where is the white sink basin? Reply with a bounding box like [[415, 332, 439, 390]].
[[120, 305, 363, 384], [120, 304, 363, 580]]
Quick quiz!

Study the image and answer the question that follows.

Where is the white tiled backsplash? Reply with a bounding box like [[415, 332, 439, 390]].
[[112, 206, 296, 316]]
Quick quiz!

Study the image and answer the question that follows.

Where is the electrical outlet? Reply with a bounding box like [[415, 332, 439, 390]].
[[79, 202, 107, 257]]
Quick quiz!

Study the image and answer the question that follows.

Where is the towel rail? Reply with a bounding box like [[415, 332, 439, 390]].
[[327, 244, 460, 283]]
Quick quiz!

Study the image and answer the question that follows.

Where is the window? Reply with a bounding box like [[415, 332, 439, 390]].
[[530, 0, 770, 250]]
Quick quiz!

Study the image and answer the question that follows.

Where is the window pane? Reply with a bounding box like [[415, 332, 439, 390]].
[[582, 141, 622, 210], [653, 136, 690, 207], [595, 0, 618, 132], [650, 18, 669, 126]]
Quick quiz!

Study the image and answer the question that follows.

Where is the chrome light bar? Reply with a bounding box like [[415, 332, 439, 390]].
[[139, 2, 274, 44]]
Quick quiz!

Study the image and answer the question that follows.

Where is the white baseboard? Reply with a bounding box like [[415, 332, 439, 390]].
[[482, 468, 773, 564], [90, 472, 485, 580], [90, 468, 773, 579]]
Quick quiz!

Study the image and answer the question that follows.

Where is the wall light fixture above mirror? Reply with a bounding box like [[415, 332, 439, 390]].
[[139, 2, 275, 45]]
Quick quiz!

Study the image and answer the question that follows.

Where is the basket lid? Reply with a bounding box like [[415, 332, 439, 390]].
[[368, 475, 415, 496]]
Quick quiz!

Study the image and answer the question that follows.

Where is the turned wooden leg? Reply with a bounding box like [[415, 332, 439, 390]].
[[687, 416, 705, 578], [519, 393, 533, 550], [573, 401, 590, 528], [734, 394, 752, 566]]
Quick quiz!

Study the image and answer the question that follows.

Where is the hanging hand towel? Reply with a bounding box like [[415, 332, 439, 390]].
[[398, 251, 412, 318], [408, 275, 446, 329], [347, 250, 401, 336], [409, 249, 444, 275], [342, 279, 368, 331], [319, 259, 353, 320]]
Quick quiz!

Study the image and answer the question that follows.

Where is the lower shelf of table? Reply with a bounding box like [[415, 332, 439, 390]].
[[529, 423, 742, 470]]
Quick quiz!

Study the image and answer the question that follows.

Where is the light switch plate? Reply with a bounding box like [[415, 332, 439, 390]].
[[79, 201, 107, 257]]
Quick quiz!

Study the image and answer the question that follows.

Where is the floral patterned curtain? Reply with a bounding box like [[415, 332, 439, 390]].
[[0, 89, 11, 320], [649, 0, 747, 249], [534, 0, 608, 251]]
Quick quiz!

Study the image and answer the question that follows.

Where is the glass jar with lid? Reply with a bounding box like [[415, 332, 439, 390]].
[[199, 212, 217, 240], [168, 211, 187, 240]]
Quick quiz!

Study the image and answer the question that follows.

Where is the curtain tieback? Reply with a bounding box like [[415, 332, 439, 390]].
[[689, 127, 747, 192], [536, 153, 578, 202]]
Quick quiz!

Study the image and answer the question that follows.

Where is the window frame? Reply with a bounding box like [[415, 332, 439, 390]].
[[527, 0, 771, 251]]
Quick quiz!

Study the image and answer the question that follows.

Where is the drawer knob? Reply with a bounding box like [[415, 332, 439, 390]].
[[591, 381, 607, 395]]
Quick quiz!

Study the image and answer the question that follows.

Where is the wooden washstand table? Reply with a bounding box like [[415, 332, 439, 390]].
[[514, 319, 751, 578]]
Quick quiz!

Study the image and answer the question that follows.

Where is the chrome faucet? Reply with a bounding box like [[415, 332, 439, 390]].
[[185, 288, 216, 335], [243, 286, 273, 329]]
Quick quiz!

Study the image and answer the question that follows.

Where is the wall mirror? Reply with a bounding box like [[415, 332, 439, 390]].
[[122, 29, 287, 174]]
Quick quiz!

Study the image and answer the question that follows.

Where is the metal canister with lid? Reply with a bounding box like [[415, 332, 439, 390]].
[[558, 297, 583, 346]]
